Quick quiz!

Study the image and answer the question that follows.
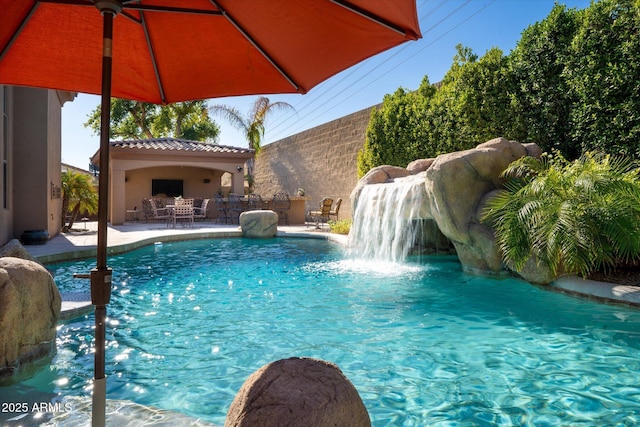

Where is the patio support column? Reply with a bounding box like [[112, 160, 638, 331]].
[[110, 169, 126, 225], [232, 171, 244, 195]]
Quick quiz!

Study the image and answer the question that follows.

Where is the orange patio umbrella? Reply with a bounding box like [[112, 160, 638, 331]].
[[0, 1, 420, 425]]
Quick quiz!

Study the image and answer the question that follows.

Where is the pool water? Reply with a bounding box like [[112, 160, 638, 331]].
[[7, 237, 640, 426]]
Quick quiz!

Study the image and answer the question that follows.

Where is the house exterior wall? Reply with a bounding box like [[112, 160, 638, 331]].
[[253, 105, 377, 220], [12, 87, 67, 241], [13, 87, 48, 237], [0, 86, 71, 246], [47, 91, 64, 236], [0, 86, 12, 245]]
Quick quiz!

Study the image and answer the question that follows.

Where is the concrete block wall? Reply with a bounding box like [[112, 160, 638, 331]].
[[253, 105, 378, 221]]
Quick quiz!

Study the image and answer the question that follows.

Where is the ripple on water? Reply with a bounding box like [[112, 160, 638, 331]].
[[9, 238, 640, 426]]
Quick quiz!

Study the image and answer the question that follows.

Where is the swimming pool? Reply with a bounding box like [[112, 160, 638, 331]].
[[6, 237, 640, 425]]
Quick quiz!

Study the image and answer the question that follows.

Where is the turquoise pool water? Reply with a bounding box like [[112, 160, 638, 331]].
[[6, 237, 640, 426]]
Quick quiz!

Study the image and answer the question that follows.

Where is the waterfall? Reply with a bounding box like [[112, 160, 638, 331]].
[[348, 173, 430, 262]]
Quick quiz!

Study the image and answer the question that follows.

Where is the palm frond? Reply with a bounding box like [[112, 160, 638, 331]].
[[485, 150, 640, 279]]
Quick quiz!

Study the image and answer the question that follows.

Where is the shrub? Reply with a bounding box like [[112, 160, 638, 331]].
[[482, 151, 640, 277], [328, 219, 351, 235]]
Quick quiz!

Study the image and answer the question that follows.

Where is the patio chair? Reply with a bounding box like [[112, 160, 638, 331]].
[[308, 197, 333, 229], [144, 198, 171, 222], [247, 193, 266, 210], [214, 193, 230, 224], [273, 192, 291, 225], [228, 193, 243, 224], [168, 202, 194, 228], [329, 197, 342, 221], [193, 198, 210, 221]]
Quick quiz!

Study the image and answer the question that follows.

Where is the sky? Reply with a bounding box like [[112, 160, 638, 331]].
[[61, 0, 592, 170]]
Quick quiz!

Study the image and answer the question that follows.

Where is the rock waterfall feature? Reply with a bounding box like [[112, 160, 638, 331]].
[[350, 138, 542, 275], [349, 172, 453, 261]]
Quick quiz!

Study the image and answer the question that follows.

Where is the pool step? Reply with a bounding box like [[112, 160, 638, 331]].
[[60, 292, 93, 321]]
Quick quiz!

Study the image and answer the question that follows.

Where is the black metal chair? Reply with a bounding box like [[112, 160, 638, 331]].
[[272, 192, 291, 225], [193, 198, 210, 221], [214, 193, 230, 224], [228, 193, 243, 224], [247, 193, 265, 210]]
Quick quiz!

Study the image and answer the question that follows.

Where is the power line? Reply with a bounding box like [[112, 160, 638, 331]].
[[271, 0, 491, 139], [267, 0, 470, 138]]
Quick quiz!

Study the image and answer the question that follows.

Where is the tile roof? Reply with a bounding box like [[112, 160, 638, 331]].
[[110, 137, 254, 155]]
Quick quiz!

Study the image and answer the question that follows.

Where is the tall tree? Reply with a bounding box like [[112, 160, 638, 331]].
[[508, 3, 582, 158], [358, 85, 432, 177], [428, 45, 512, 151], [358, 45, 512, 177], [210, 96, 294, 188], [566, 0, 640, 157], [85, 99, 220, 141]]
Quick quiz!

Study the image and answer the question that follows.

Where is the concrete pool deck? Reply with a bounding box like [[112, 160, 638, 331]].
[[24, 220, 347, 319], [22, 220, 640, 318]]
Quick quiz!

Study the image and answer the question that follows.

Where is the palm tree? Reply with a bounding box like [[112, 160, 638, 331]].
[[482, 151, 640, 278], [61, 170, 99, 230], [210, 96, 294, 190]]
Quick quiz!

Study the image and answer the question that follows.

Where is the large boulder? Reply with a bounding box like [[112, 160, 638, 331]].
[[423, 138, 539, 274], [0, 257, 61, 377], [225, 357, 370, 427], [0, 239, 38, 263], [406, 158, 435, 174], [239, 210, 278, 238]]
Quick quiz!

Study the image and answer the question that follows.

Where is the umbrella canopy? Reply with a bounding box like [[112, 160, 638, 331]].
[[0, 1, 420, 425], [1, 0, 420, 104]]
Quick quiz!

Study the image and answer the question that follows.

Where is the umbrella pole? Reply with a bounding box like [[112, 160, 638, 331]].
[[91, 2, 121, 426]]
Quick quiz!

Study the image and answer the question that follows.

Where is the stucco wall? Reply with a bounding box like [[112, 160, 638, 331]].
[[13, 87, 64, 240], [0, 87, 71, 246], [0, 86, 11, 245], [253, 105, 377, 220]]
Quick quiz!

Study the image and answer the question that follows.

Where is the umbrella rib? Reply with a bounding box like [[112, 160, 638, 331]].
[[138, 11, 167, 103], [208, 0, 301, 93], [124, 4, 223, 16], [120, 10, 142, 24], [0, 2, 40, 61], [330, 0, 419, 39]]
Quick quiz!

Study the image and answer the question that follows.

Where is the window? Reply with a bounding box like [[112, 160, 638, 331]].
[[152, 179, 183, 197]]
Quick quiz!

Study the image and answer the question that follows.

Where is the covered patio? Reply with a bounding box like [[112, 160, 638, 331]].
[[90, 137, 254, 225]]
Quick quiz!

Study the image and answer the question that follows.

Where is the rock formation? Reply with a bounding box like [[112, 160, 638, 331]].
[[351, 137, 544, 279], [0, 250, 61, 377], [226, 357, 370, 427], [0, 238, 39, 263], [425, 138, 541, 274], [239, 210, 278, 238]]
